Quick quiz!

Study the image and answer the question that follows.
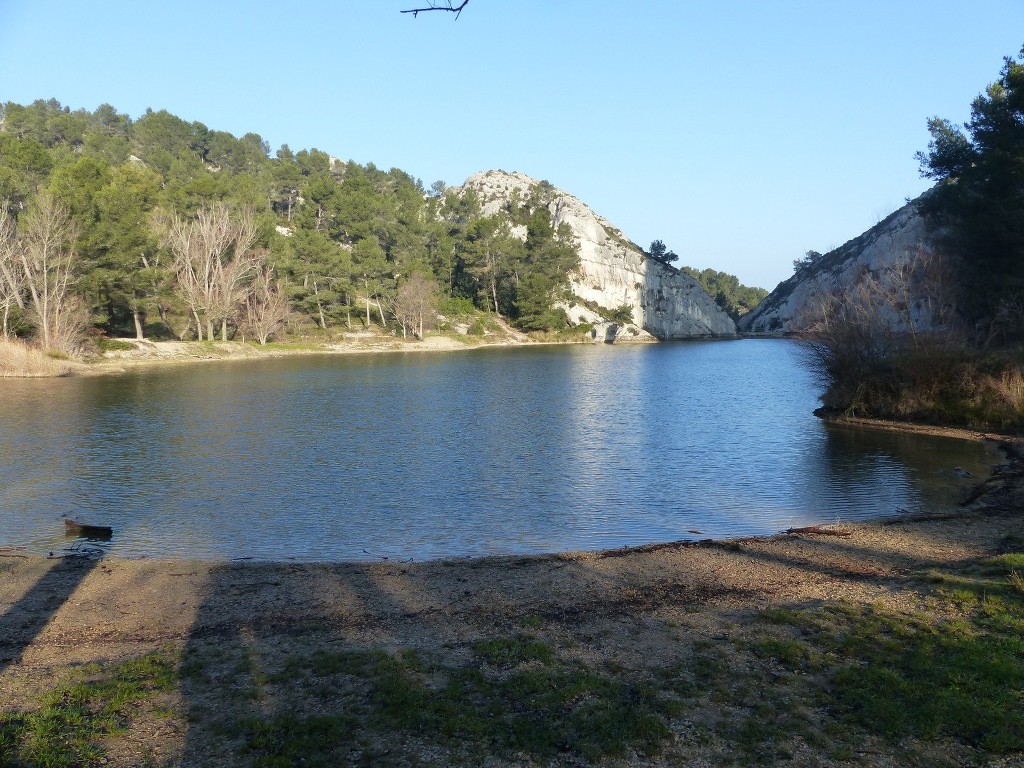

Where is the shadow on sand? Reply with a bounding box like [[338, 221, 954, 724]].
[[0, 557, 100, 676]]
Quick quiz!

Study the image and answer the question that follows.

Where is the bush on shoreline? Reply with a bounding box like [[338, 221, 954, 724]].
[[808, 339, 1024, 432]]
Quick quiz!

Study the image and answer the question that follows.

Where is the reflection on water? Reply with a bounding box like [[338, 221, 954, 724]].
[[0, 340, 999, 561]]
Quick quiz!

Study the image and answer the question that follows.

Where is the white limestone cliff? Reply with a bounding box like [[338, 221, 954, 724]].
[[457, 170, 736, 339], [739, 198, 947, 335]]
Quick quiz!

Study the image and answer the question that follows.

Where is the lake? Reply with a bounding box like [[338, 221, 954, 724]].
[[0, 339, 999, 561]]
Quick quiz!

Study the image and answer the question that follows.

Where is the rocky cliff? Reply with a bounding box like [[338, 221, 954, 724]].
[[457, 171, 736, 340], [738, 197, 947, 335]]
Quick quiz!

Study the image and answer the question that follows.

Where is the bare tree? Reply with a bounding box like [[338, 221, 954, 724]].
[[863, 246, 958, 350], [0, 207, 26, 338], [9, 192, 85, 353], [243, 261, 290, 345], [401, 0, 468, 18], [163, 205, 259, 341], [394, 272, 438, 339], [798, 244, 962, 414]]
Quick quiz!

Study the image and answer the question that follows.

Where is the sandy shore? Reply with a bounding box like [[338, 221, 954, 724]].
[[71, 332, 542, 375]]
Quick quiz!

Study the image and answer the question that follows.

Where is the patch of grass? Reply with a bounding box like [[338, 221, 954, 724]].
[[0, 650, 178, 767], [473, 635, 554, 666], [756, 606, 806, 626], [526, 326, 596, 343], [982, 553, 1024, 571], [259, 638, 678, 764], [761, 574, 1024, 755], [239, 714, 359, 768], [747, 636, 814, 671], [96, 338, 135, 352], [466, 316, 492, 336]]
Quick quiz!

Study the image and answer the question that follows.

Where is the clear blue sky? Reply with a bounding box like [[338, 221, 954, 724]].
[[1, 1, 1022, 290]]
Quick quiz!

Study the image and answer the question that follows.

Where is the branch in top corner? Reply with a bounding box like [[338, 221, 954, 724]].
[[400, 0, 469, 19]]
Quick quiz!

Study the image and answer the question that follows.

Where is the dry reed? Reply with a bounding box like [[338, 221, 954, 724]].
[[988, 368, 1024, 414], [0, 339, 73, 377]]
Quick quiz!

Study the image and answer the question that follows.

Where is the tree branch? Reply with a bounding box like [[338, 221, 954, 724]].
[[401, 0, 468, 19]]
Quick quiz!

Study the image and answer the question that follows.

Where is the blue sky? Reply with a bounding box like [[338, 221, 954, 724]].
[[1, 1, 1022, 290]]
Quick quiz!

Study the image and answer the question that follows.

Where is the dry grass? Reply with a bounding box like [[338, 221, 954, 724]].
[[987, 367, 1024, 414], [0, 338, 74, 377]]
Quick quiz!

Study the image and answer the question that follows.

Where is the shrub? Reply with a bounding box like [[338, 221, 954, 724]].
[[97, 338, 135, 352]]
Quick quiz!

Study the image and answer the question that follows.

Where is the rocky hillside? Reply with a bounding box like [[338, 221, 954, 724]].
[[457, 171, 736, 340], [739, 197, 945, 335]]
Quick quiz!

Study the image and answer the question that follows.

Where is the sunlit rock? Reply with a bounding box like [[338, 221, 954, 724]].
[[457, 170, 736, 339], [739, 199, 945, 335]]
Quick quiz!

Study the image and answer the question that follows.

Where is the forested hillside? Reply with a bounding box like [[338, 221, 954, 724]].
[[677, 266, 767, 321], [0, 100, 581, 351]]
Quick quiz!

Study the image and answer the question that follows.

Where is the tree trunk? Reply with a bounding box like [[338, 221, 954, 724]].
[[193, 310, 204, 341], [207, 318, 214, 342], [312, 279, 327, 329], [158, 302, 171, 333], [490, 278, 499, 315], [221, 318, 228, 341], [133, 310, 144, 340]]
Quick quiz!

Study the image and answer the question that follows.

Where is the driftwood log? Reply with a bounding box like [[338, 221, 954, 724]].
[[785, 525, 852, 537], [64, 519, 113, 536]]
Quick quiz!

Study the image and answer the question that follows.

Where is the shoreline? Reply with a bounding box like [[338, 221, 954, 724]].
[[3, 467, 1023, 765], [818, 411, 1024, 447], [8, 423, 1023, 573], [2, 443, 1022, 765], [74, 334, 548, 375], [4, 341, 1024, 764], [62, 330, 651, 376]]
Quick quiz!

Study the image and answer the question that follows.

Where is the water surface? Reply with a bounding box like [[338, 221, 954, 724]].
[[0, 340, 999, 561]]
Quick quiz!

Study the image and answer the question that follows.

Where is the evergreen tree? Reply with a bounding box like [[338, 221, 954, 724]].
[[917, 47, 1024, 339]]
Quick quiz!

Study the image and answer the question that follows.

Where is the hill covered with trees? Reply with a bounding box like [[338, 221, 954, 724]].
[[676, 266, 767, 321], [0, 99, 586, 353]]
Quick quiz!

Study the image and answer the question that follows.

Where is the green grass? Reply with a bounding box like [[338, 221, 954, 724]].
[[472, 634, 555, 666], [96, 338, 136, 352], [229, 637, 678, 765], [238, 714, 359, 768], [0, 650, 177, 768], [824, 605, 1024, 751], [749, 555, 1024, 756]]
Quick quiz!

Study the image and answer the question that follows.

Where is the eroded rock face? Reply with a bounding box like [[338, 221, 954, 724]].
[[457, 170, 736, 339], [739, 198, 942, 335]]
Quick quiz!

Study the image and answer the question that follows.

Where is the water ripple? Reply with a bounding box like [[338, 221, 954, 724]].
[[0, 340, 997, 561]]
